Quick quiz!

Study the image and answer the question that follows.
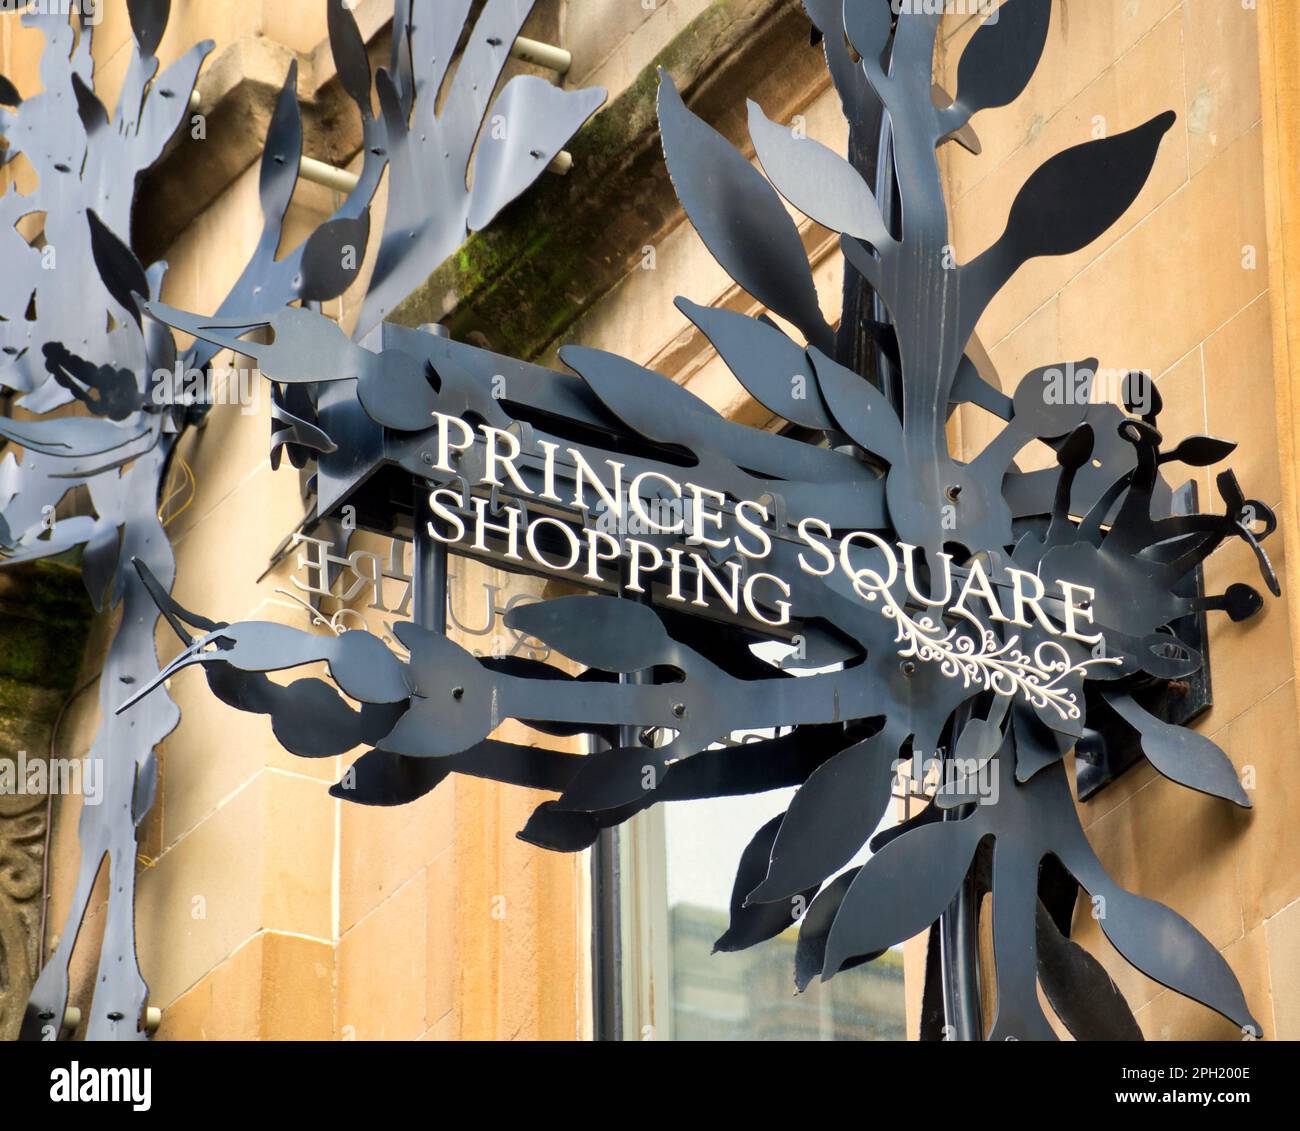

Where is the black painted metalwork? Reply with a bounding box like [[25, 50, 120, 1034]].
[[6, 0, 1282, 1041], [2, 0, 600, 1040]]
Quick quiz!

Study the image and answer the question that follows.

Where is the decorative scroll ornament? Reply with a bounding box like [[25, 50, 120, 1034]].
[[871, 590, 1122, 722], [6, 0, 1281, 1042]]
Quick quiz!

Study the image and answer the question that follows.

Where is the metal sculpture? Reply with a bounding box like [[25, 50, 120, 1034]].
[[1, 0, 601, 1040], [102, 0, 1280, 1042]]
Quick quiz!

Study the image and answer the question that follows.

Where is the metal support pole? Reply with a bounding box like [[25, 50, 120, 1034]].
[[413, 324, 451, 633], [939, 866, 983, 1041], [938, 703, 983, 1040], [591, 563, 656, 1040], [413, 481, 447, 633], [591, 825, 623, 1041]]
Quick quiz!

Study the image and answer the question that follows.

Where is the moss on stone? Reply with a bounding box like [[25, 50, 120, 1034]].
[[388, 0, 770, 361], [0, 558, 94, 720]]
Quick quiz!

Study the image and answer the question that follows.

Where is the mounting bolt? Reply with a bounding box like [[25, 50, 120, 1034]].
[[420, 451, 435, 465], [672, 703, 686, 718], [452, 687, 465, 701], [945, 484, 962, 503], [902, 661, 917, 676]]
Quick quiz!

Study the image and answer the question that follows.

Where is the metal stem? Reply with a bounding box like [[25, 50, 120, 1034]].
[[850, 80, 983, 1040]]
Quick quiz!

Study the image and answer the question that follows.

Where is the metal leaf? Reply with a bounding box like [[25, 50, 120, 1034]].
[[259, 63, 303, 228], [824, 818, 982, 978], [748, 731, 894, 902], [505, 596, 673, 673], [803, 0, 873, 124], [72, 72, 108, 137], [81, 523, 121, 612], [793, 867, 880, 991], [135, 42, 216, 171], [747, 99, 889, 248], [1035, 902, 1143, 1041], [467, 76, 605, 232], [127, 0, 170, 59], [1103, 690, 1250, 807], [299, 213, 371, 302], [1087, 876, 1258, 1035], [559, 344, 720, 440], [87, 210, 150, 327], [977, 112, 1176, 282], [517, 802, 605, 852], [658, 72, 833, 352], [843, 0, 893, 63], [676, 299, 837, 432], [0, 415, 151, 457], [809, 347, 902, 464], [1165, 435, 1237, 467], [950, 0, 1052, 118], [327, 0, 373, 115], [714, 815, 817, 953]]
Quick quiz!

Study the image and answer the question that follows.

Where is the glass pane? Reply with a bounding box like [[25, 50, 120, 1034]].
[[660, 752, 906, 1041]]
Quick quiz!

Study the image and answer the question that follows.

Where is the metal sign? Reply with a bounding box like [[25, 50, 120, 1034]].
[[4, 0, 1280, 1041]]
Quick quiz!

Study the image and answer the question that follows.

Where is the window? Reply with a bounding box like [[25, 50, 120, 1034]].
[[594, 644, 909, 1040]]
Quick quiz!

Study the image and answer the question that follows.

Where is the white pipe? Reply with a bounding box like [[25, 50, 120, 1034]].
[[188, 35, 569, 118], [510, 35, 571, 74], [299, 154, 361, 194], [297, 150, 569, 191]]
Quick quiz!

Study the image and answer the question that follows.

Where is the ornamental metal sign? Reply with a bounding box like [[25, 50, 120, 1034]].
[[1, 0, 1280, 1042]]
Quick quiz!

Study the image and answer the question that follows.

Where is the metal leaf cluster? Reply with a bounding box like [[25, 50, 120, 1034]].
[[1, 1, 600, 1040]]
